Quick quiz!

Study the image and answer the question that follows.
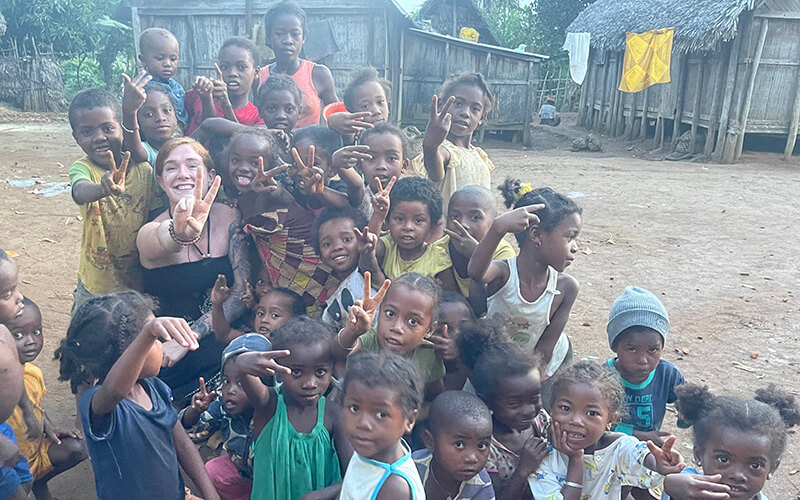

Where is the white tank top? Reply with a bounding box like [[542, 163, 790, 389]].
[[486, 257, 570, 376], [339, 442, 426, 500]]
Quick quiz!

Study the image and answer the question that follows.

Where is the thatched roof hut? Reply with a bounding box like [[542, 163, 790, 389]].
[[417, 0, 500, 46], [567, 0, 800, 161]]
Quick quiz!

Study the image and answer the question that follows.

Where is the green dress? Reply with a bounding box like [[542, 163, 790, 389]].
[[251, 391, 342, 500]]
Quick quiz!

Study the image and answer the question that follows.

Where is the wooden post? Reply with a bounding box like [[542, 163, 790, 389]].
[[609, 54, 622, 135], [705, 54, 725, 157], [615, 53, 626, 135], [783, 53, 800, 159], [721, 12, 754, 161], [578, 58, 590, 127], [734, 18, 768, 160], [638, 85, 650, 138], [245, 0, 253, 38], [714, 34, 744, 160], [591, 55, 604, 129], [625, 92, 637, 139], [452, 0, 458, 37], [598, 52, 610, 132], [690, 56, 704, 152], [671, 55, 689, 146], [523, 60, 535, 147], [397, 29, 405, 125]]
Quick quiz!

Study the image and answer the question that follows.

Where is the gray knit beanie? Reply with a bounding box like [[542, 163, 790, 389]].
[[607, 286, 669, 348]]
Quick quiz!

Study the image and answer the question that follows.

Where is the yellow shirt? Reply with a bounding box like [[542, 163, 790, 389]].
[[8, 364, 52, 477], [360, 328, 445, 385], [450, 238, 516, 297], [380, 235, 452, 280], [411, 139, 495, 207], [69, 156, 152, 295]]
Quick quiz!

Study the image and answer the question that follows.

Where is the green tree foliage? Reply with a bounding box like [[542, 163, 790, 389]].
[[531, 0, 595, 57]]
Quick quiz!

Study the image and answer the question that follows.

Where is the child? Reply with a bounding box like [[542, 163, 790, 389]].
[[181, 334, 271, 500], [414, 72, 496, 206], [256, 74, 303, 135], [7, 298, 87, 500], [339, 352, 425, 499], [185, 37, 264, 135], [530, 360, 684, 499], [0, 322, 27, 500], [606, 286, 685, 446], [139, 84, 179, 165], [431, 292, 476, 391], [313, 207, 375, 331], [232, 316, 351, 500], [257, 0, 337, 128], [293, 125, 364, 206], [327, 67, 392, 136], [455, 322, 511, 394], [365, 176, 454, 284], [473, 342, 549, 500], [0, 249, 24, 323], [333, 272, 445, 392], [138, 28, 187, 126], [445, 185, 516, 314], [469, 182, 581, 399], [662, 384, 799, 500], [68, 89, 154, 314], [413, 390, 495, 500], [54, 291, 219, 500]]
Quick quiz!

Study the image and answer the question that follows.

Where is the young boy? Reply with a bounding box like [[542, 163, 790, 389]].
[[68, 89, 153, 314], [606, 286, 685, 446], [7, 298, 87, 500], [340, 352, 425, 499], [413, 391, 494, 500], [138, 28, 187, 126]]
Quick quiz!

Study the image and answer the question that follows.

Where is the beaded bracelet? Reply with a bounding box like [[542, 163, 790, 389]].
[[168, 219, 202, 246]]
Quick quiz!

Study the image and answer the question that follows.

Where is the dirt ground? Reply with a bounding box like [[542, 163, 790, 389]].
[[1, 107, 798, 499]]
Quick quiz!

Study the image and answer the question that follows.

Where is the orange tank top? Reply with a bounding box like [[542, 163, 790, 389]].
[[258, 59, 321, 128]]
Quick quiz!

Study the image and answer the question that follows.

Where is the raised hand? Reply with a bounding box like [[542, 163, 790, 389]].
[[430, 324, 459, 362], [517, 435, 549, 475], [424, 95, 455, 147], [172, 166, 222, 240], [190, 377, 217, 413], [647, 435, 685, 475], [122, 71, 152, 114], [241, 281, 257, 310], [354, 226, 378, 257], [663, 473, 731, 500], [492, 204, 545, 235], [101, 150, 130, 196], [326, 111, 375, 135], [268, 129, 290, 150], [212, 63, 231, 105], [210, 274, 232, 305], [252, 156, 288, 193], [193, 76, 214, 98], [142, 316, 199, 351], [291, 146, 325, 195], [444, 219, 479, 257], [347, 271, 391, 335], [234, 350, 292, 377], [551, 420, 584, 458], [370, 176, 395, 216], [332, 145, 372, 171]]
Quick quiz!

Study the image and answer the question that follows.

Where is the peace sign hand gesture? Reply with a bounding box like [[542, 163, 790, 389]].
[[354, 226, 379, 258], [370, 176, 396, 216], [647, 436, 685, 475], [444, 219, 479, 257], [190, 377, 217, 413], [101, 151, 130, 196], [172, 166, 222, 240], [292, 146, 325, 195], [347, 271, 391, 336], [122, 71, 152, 114], [252, 156, 288, 194], [423, 95, 455, 147], [492, 204, 545, 235]]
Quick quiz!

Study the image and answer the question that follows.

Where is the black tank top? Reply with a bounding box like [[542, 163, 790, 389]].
[[142, 257, 233, 321]]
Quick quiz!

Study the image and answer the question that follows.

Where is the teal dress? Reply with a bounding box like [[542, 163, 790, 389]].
[[251, 391, 342, 500]]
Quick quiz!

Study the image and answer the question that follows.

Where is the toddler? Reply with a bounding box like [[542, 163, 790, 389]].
[[469, 182, 581, 401], [530, 360, 683, 499], [413, 390, 495, 500], [232, 317, 350, 500], [68, 89, 154, 313], [186, 37, 264, 135], [339, 352, 425, 499], [662, 383, 799, 500], [606, 286, 685, 445], [257, 0, 337, 128], [7, 297, 87, 500], [138, 28, 187, 126], [414, 72, 496, 206], [55, 291, 218, 500]]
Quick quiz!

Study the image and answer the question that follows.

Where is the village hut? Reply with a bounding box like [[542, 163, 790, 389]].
[[123, 0, 546, 144], [417, 0, 500, 45], [567, 0, 800, 161]]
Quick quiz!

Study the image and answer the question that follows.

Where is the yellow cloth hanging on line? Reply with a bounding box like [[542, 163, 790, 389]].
[[619, 28, 674, 93]]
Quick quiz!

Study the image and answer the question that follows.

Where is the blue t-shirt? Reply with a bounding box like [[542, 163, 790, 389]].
[[607, 358, 685, 432], [147, 78, 187, 125], [79, 377, 184, 500], [0, 421, 31, 490]]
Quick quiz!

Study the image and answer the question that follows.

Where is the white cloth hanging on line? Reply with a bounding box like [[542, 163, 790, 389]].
[[563, 32, 591, 85]]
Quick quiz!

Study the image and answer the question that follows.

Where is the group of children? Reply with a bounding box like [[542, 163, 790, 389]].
[[0, 0, 797, 499]]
